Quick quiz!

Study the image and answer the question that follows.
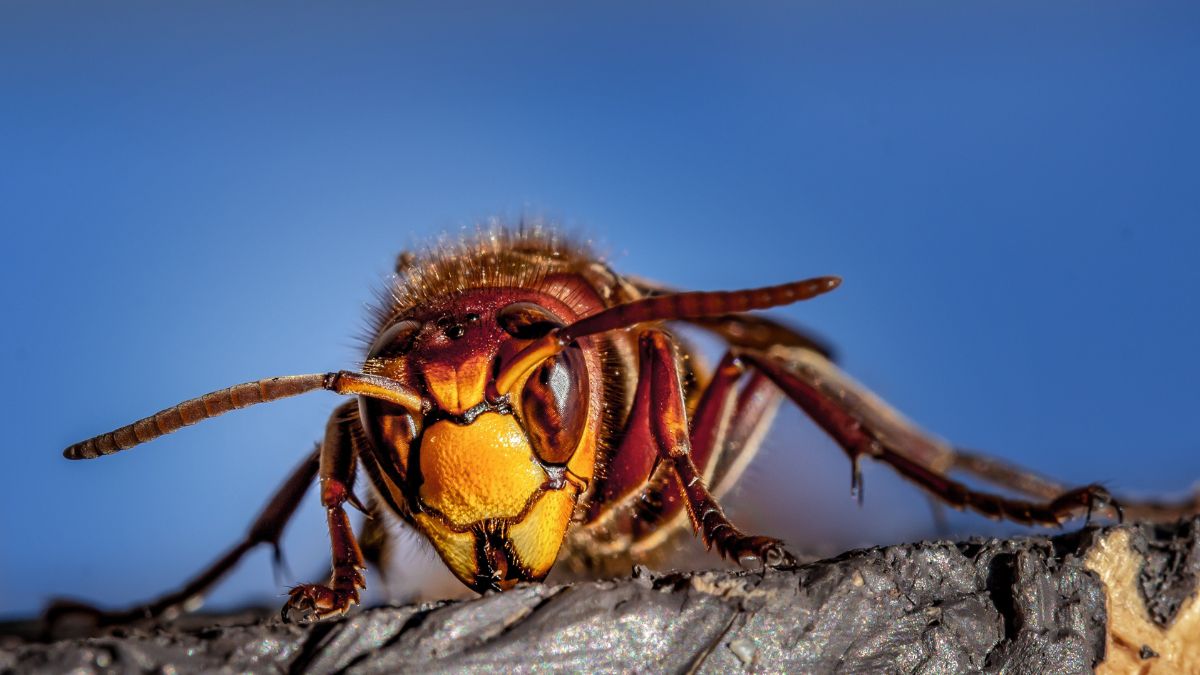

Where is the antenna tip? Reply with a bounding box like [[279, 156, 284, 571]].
[[815, 276, 842, 294], [63, 442, 95, 460]]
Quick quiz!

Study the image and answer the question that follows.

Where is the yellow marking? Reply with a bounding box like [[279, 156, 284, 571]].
[[496, 334, 563, 395], [414, 513, 478, 587], [422, 355, 492, 414], [509, 485, 579, 579], [566, 412, 597, 484], [422, 362, 461, 412], [1086, 529, 1200, 673], [418, 413, 545, 528], [375, 413, 413, 474]]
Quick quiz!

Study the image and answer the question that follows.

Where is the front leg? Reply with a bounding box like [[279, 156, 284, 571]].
[[639, 330, 796, 567], [282, 401, 368, 623]]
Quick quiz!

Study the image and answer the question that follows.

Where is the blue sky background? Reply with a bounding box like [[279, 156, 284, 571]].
[[2, 3, 1199, 619]]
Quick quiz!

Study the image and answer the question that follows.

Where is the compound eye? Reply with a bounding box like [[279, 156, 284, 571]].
[[521, 347, 589, 465], [367, 320, 422, 360], [497, 302, 564, 340]]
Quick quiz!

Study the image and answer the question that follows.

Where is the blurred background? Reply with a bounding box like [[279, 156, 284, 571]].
[[2, 3, 1199, 619]]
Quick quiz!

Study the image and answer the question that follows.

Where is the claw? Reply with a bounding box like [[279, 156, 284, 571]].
[[346, 490, 371, 517], [1111, 499, 1125, 524], [282, 583, 359, 624], [729, 535, 796, 570], [850, 455, 864, 506], [1050, 483, 1121, 526]]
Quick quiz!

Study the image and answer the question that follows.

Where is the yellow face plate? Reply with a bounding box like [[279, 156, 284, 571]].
[[414, 512, 479, 585], [508, 484, 579, 579], [418, 413, 546, 529]]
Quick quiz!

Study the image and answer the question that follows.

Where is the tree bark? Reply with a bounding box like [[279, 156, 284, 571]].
[[4, 519, 1198, 674]]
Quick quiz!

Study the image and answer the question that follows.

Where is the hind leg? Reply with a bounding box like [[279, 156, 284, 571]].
[[740, 348, 1120, 526], [949, 447, 1200, 523]]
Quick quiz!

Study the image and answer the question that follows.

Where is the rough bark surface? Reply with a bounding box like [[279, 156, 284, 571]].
[[3, 520, 1196, 674]]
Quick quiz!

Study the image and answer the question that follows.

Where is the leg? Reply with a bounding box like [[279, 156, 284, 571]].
[[356, 492, 393, 584], [950, 447, 1200, 523], [639, 330, 795, 565], [739, 347, 1120, 526], [45, 446, 319, 632], [282, 401, 369, 623], [948, 447, 1067, 501], [679, 311, 1197, 523], [708, 370, 784, 498], [628, 352, 782, 547]]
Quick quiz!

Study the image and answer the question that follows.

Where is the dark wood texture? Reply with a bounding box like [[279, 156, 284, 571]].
[[9, 519, 1198, 673]]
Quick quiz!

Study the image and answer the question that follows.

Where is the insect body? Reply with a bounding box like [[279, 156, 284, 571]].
[[62, 228, 1150, 626]]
